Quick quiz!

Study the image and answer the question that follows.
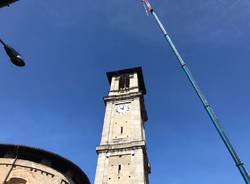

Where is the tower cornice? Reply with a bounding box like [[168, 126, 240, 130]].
[[103, 91, 143, 103], [96, 140, 146, 154]]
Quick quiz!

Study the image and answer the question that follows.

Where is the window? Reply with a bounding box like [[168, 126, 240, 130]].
[[7, 178, 27, 184], [119, 74, 130, 90], [61, 180, 69, 184], [118, 164, 121, 173], [121, 127, 123, 134]]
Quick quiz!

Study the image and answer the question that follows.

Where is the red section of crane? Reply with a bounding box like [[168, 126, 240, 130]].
[[142, 0, 153, 13]]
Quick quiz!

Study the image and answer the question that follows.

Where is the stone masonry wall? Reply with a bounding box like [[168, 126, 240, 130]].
[[0, 158, 73, 184]]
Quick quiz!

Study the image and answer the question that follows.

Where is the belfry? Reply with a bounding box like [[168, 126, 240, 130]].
[[94, 67, 151, 184]]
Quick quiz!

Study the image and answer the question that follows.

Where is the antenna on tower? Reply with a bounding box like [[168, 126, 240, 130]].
[[140, 0, 250, 183]]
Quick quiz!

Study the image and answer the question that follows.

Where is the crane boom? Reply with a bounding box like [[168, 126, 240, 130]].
[[141, 0, 250, 183]]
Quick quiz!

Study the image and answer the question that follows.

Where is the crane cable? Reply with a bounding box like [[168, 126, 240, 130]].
[[2, 145, 19, 184], [141, 0, 250, 183]]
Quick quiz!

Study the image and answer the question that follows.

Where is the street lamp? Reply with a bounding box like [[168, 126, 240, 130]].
[[0, 39, 25, 67]]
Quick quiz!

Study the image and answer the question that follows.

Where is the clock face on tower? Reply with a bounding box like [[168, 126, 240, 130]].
[[115, 104, 130, 114]]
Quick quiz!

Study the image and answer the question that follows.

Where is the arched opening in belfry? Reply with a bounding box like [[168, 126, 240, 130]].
[[119, 74, 130, 90], [7, 177, 27, 184]]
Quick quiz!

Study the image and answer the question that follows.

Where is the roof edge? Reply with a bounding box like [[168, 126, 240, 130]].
[[0, 144, 90, 184]]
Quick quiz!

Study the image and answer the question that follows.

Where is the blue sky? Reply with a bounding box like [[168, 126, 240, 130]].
[[0, 0, 249, 183]]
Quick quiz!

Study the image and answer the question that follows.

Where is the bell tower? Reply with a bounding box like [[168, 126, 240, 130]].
[[94, 67, 150, 184]]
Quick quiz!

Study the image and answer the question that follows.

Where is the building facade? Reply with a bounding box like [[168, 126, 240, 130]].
[[0, 144, 90, 184], [94, 67, 151, 184]]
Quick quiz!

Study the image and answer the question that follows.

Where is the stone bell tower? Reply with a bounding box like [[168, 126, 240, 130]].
[[94, 67, 151, 184]]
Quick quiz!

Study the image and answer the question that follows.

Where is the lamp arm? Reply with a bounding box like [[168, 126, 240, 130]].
[[0, 39, 5, 46]]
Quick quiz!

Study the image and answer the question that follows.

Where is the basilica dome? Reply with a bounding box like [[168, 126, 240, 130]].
[[0, 144, 90, 184]]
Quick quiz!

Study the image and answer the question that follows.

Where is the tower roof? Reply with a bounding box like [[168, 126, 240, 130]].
[[0, 144, 90, 184], [106, 67, 147, 95]]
